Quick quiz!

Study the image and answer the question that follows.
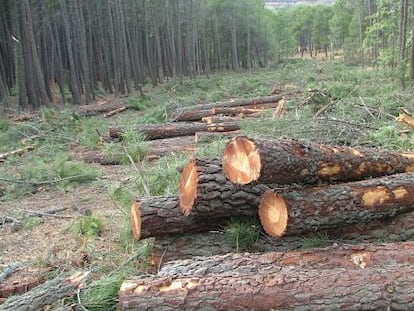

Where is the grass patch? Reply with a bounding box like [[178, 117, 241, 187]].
[[78, 212, 104, 237], [299, 232, 331, 249], [224, 218, 260, 251]]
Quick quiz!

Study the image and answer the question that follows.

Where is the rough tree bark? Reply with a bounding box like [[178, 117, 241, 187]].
[[259, 172, 414, 238], [222, 136, 414, 185], [178, 157, 270, 216], [108, 122, 240, 140], [1, 271, 89, 311], [119, 245, 414, 310]]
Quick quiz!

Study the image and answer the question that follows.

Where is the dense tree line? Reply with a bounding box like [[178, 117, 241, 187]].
[[1, 0, 413, 109]]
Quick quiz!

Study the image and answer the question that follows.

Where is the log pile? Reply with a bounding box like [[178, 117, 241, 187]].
[[121, 134, 414, 309]]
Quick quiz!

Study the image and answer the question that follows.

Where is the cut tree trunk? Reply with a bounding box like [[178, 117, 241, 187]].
[[259, 172, 414, 238], [109, 122, 240, 140], [1, 271, 89, 310], [172, 102, 280, 122], [152, 208, 414, 269], [172, 95, 282, 116], [194, 131, 239, 144], [119, 245, 414, 310], [77, 99, 126, 116], [82, 136, 197, 165], [178, 157, 270, 216], [222, 136, 414, 185], [156, 240, 414, 277]]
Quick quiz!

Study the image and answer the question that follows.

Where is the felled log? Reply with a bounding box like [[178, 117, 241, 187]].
[[82, 136, 197, 165], [78, 99, 127, 116], [103, 106, 128, 118], [109, 122, 240, 140], [173, 102, 280, 122], [222, 136, 414, 185], [1, 271, 89, 310], [259, 172, 414, 238], [152, 208, 414, 268], [119, 243, 414, 310], [178, 158, 270, 216], [201, 115, 242, 124], [171, 95, 283, 118], [156, 240, 414, 277], [396, 111, 414, 128]]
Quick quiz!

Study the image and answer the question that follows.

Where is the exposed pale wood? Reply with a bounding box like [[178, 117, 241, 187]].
[[397, 112, 414, 128], [173, 102, 280, 122], [0, 145, 35, 162], [222, 136, 414, 185], [1, 271, 89, 310], [178, 158, 270, 216], [259, 172, 414, 238], [119, 242, 414, 310], [109, 122, 240, 140]]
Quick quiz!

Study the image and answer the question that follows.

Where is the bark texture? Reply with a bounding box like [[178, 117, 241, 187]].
[[157, 241, 414, 277], [131, 194, 260, 240], [1, 271, 89, 311], [179, 158, 270, 216], [259, 172, 414, 237], [119, 263, 414, 310], [109, 122, 240, 140], [222, 136, 414, 185]]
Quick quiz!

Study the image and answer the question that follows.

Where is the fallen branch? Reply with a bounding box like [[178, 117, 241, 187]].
[[103, 106, 128, 118], [0, 145, 35, 162]]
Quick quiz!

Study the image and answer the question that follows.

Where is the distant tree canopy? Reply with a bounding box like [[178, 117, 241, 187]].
[[0, 0, 412, 109]]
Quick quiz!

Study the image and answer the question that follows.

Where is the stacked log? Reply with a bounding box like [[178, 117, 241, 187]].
[[124, 134, 414, 310], [119, 241, 414, 310]]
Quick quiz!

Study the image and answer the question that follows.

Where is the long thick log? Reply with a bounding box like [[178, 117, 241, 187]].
[[178, 158, 270, 216], [109, 122, 240, 140], [119, 243, 414, 310], [157, 241, 414, 277], [173, 102, 280, 122], [222, 136, 414, 185], [259, 172, 414, 238], [82, 136, 197, 165], [1, 271, 89, 310], [172, 95, 283, 115], [152, 207, 414, 268]]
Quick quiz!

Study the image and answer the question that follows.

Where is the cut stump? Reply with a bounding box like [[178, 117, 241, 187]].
[[223, 136, 414, 185], [259, 172, 414, 238]]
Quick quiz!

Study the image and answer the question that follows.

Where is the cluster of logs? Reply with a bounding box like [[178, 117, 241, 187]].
[[120, 136, 414, 309], [84, 95, 283, 164]]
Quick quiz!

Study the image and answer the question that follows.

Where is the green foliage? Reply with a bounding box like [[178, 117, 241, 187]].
[[79, 274, 123, 311], [23, 216, 43, 229], [0, 118, 10, 132], [125, 96, 153, 111], [224, 218, 260, 251], [371, 125, 414, 151], [78, 212, 104, 237]]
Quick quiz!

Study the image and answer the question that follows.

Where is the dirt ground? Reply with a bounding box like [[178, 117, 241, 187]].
[[0, 163, 134, 302]]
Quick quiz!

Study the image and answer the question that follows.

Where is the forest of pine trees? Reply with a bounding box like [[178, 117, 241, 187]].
[[0, 0, 413, 110]]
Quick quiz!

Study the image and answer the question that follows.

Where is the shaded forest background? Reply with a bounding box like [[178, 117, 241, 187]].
[[0, 0, 413, 110]]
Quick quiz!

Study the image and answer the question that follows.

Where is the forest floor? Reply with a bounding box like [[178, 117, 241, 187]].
[[2, 58, 414, 309]]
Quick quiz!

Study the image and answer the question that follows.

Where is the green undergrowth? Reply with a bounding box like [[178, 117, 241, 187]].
[[224, 218, 260, 251]]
